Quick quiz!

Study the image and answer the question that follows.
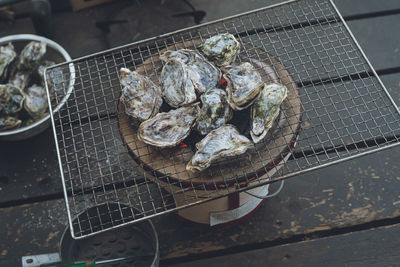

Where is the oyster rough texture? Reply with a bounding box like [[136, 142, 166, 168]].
[[37, 60, 55, 84], [225, 62, 264, 110], [187, 124, 253, 172], [0, 43, 16, 81], [15, 41, 46, 71], [250, 83, 288, 143], [201, 33, 240, 67], [45, 66, 65, 96], [160, 59, 196, 107], [120, 68, 162, 123], [195, 88, 232, 135], [160, 49, 221, 107], [0, 116, 21, 131], [9, 71, 31, 90], [24, 84, 48, 119], [0, 84, 25, 115], [138, 104, 199, 148]]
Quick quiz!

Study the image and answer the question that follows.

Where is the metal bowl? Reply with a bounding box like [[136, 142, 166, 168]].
[[60, 203, 160, 267], [0, 34, 75, 141]]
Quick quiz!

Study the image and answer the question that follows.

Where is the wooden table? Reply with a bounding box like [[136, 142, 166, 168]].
[[1, 0, 400, 266]]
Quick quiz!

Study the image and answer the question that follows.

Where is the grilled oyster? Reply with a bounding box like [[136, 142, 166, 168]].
[[195, 88, 232, 135], [225, 62, 264, 110], [138, 104, 199, 148], [187, 124, 253, 172], [160, 49, 221, 101], [250, 83, 288, 143], [201, 33, 240, 67], [0, 84, 25, 115], [0, 43, 16, 81], [120, 68, 162, 123], [0, 116, 21, 131], [15, 41, 46, 71], [9, 71, 31, 90], [24, 84, 48, 119], [160, 59, 196, 107]]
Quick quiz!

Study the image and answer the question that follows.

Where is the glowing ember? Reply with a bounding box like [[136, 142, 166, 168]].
[[179, 142, 188, 148], [221, 77, 227, 89]]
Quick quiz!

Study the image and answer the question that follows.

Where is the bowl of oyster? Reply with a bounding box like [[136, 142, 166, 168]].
[[0, 34, 74, 141]]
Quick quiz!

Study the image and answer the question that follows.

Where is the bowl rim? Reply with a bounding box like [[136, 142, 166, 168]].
[[0, 34, 75, 137]]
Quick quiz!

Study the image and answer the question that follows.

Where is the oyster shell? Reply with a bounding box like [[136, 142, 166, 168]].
[[9, 70, 31, 90], [0, 116, 21, 131], [0, 84, 25, 115], [250, 83, 288, 143], [24, 84, 48, 119], [120, 68, 163, 123], [225, 62, 264, 110], [201, 33, 240, 67], [187, 124, 253, 172], [16, 41, 46, 71], [195, 88, 232, 135], [0, 43, 16, 81], [160, 49, 221, 106], [160, 59, 196, 107], [45, 66, 65, 97], [138, 104, 199, 148], [38, 60, 55, 84]]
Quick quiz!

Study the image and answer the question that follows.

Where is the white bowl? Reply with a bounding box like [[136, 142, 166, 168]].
[[0, 34, 75, 141]]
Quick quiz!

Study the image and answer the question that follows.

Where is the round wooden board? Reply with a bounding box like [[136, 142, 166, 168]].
[[118, 41, 302, 190]]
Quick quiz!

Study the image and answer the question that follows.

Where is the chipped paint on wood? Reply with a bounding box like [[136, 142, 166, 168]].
[[166, 242, 226, 259]]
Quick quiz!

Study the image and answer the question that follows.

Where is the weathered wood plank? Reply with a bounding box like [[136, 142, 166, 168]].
[[193, 0, 400, 23], [167, 223, 400, 267], [346, 14, 400, 71], [2, 144, 400, 264], [1, 73, 398, 204], [154, 146, 400, 260], [334, 0, 400, 17], [0, 129, 62, 204]]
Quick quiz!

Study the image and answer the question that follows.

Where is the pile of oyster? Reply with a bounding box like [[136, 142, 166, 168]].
[[0, 41, 59, 131], [120, 33, 288, 172]]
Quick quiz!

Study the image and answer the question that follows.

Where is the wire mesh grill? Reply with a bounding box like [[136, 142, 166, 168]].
[[47, 0, 400, 238]]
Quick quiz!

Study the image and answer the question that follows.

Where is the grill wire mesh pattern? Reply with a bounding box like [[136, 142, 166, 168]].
[[47, 0, 400, 238]]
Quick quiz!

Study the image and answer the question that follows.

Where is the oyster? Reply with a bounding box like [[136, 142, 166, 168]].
[[224, 62, 264, 110], [250, 83, 288, 143], [201, 33, 240, 67], [37, 60, 56, 84], [138, 104, 199, 148], [15, 41, 46, 71], [195, 88, 232, 135], [120, 68, 162, 123], [24, 84, 48, 119], [0, 116, 21, 131], [0, 43, 16, 81], [0, 84, 25, 115], [45, 66, 65, 96], [187, 124, 253, 172], [160, 49, 221, 107], [160, 59, 196, 107], [9, 71, 31, 90]]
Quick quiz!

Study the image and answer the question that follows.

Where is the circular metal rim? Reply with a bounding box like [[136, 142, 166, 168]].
[[59, 202, 160, 266], [0, 34, 75, 137]]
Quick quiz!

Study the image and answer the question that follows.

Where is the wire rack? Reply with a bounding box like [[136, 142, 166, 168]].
[[46, 0, 400, 239]]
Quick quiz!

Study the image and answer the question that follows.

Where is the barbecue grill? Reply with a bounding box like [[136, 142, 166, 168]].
[[46, 0, 400, 238]]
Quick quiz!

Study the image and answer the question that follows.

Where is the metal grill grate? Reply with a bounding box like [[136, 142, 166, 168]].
[[46, 0, 400, 239]]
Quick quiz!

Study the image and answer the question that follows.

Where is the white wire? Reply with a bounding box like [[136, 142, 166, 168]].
[[244, 180, 285, 199]]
